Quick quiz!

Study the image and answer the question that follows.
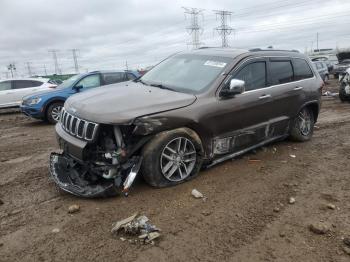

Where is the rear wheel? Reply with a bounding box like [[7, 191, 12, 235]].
[[46, 102, 63, 124], [290, 107, 314, 142], [141, 128, 203, 188]]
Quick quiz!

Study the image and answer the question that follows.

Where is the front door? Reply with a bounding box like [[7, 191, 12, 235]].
[[205, 58, 275, 155]]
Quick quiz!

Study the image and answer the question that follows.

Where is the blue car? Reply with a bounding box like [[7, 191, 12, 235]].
[[21, 70, 140, 123]]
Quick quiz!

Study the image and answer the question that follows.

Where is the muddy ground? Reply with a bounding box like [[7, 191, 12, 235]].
[[0, 80, 350, 262]]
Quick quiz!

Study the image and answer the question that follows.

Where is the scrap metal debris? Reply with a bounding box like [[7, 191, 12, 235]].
[[111, 213, 161, 244]]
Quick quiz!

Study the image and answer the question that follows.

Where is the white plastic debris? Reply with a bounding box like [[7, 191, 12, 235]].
[[52, 228, 60, 233], [289, 154, 296, 158], [289, 197, 296, 204], [191, 189, 204, 199]]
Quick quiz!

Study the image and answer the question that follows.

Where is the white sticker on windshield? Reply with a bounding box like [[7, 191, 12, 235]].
[[204, 60, 227, 68]]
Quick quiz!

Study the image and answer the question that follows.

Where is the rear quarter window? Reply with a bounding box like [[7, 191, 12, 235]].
[[293, 58, 314, 81], [270, 60, 293, 85], [13, 80, 34, 89]]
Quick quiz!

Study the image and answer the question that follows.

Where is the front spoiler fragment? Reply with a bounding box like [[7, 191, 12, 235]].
[[49, 153, 142, 198]]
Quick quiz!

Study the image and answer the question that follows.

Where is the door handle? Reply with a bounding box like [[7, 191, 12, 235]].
[[293, 86, 303, 91], [259, 94, 271, 100]]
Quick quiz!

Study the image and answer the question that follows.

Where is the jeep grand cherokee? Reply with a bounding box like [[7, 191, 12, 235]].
[[49, 48, 323, 198]]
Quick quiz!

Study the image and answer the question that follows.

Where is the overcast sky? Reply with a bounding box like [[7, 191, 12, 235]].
[[0, 0, 350, 77]]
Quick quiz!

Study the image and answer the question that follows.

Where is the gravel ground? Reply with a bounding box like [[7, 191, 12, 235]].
[[0, 80, 350, 262]]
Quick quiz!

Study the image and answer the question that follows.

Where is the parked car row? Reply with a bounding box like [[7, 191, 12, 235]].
[[20, 70, 140, 123], [48, 48, 323, 198]]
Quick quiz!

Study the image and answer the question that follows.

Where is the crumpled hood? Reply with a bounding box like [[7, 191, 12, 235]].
[[64, 81, 196, 124]]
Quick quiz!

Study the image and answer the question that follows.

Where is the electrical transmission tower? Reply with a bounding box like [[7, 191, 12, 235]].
[[48, 49, 61, 75], [25, 62, 33, 77], [214, 10, 233, 48], [70, 49, 79, 73], [183, 7, 204, 49]]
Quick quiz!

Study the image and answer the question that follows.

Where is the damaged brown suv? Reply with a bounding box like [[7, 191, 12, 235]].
[[50, 48, 322, 198]]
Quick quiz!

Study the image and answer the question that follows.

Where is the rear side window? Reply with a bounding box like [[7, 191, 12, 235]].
[[270, 61, 293, 85], [30, 80, 43, 87], [102, 72, 127, 85], [13, 80, 34, 89], [293, 59, 314, 81], [0, 81, 12, 91], [234, 62, 267, 91]]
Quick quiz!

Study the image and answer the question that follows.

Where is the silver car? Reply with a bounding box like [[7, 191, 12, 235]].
[[313, 61, 329, 82], [0, 78, 56, 108]]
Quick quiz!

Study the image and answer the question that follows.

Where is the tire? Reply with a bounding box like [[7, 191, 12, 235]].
[[46, 102, 64, 124], [290, 107, 315, 142], [339, 83, 350, 102], [141, 128, 203, 188]]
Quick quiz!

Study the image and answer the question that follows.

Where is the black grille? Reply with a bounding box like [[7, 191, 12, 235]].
[[60, 108, 98, 141]]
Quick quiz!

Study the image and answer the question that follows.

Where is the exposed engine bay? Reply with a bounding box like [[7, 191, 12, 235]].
[[50, 122, 147, 198]]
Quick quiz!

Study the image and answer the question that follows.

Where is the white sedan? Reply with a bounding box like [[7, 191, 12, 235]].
[[0, 78, 56, 108]]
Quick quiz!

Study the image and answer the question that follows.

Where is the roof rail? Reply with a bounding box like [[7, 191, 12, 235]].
[[249, 48, 299, 53]]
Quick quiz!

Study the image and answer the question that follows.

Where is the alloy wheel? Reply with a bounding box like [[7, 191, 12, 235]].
[[51, 105, 63, 122], [298, 108, 312, 136], [160, 137, 197, 182]]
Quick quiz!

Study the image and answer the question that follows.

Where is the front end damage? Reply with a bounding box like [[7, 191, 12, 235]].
[[49, 109, 147, 198]]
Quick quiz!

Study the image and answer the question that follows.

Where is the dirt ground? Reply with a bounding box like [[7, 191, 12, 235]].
[[1, 79, 350, 262]]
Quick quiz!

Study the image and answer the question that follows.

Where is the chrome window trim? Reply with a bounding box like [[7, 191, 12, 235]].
[[218, 55, 316, 96]]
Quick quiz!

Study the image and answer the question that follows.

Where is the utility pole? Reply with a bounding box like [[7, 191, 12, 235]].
[[7, 63, 16, 78], [316, 32, 319, 52], [25, 62, 32, 77], [70, 48, 79, 73], [48, 49, 61, 75], [214, 10, 233, 48], [182, 7, 204, 49], [43, 64, 48, 76]]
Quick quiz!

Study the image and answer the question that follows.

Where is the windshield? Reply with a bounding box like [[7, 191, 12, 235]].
[[56, 74, 81, 89], [140, 53, 232, 94]]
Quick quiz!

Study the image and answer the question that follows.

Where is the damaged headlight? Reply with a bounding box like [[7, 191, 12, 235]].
[[133, 117, 164, 135]]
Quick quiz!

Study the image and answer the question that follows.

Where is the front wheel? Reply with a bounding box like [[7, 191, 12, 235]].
[[46, 102, 63, 124], [141, 128, 203, 188], [289, 107, 315, 142]]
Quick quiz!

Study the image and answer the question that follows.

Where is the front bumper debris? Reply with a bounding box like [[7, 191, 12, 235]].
[[49, 153, 143, 198]]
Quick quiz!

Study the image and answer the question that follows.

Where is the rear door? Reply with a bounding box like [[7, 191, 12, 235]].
[[10, 80, 44, 105], [267, 57, 314, 136], [101, 72, 128, 85], [0, 81, 13, 107]]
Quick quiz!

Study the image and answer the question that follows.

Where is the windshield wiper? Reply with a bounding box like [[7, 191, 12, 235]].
[[149, 83, 176, 92]]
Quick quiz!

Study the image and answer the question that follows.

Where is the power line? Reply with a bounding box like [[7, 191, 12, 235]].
[[213, 10, 233, 48], [183, 7, 204, 49], [48, 49, 61, 75]]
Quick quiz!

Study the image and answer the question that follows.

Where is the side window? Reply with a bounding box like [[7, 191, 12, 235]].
[[30, 80, 43, 87], [127, 73, 137, 81], [0, 81, 12, 91], [293, 59, 314, 81], [270, 61, 293, 85], [233, 62, 267, 91], [76, 74, 101, 89], [13, 80, 34, 89], [102, 72, 126, 85]]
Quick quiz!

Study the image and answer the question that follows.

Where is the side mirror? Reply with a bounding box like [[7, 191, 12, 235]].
[[220, 79, 245, 98], [73, 85, 83, 92]]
